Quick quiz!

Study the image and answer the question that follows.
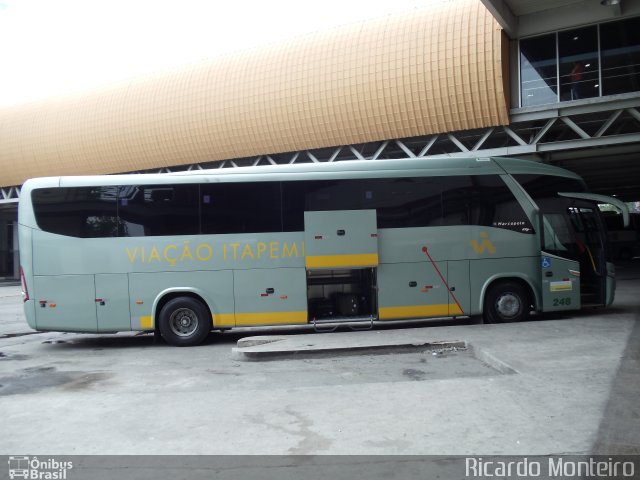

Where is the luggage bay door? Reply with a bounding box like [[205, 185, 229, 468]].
[[304, 210, 378, 270], [304, 210, 378, 323]]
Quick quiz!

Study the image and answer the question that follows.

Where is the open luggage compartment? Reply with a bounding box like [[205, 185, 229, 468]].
[[307, 268, 377, 322]]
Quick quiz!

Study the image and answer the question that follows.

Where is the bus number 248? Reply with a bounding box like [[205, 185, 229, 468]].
[[553, 297, 572, 307]]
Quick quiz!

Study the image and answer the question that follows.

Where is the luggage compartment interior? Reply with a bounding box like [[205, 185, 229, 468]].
[[307, 268, 377, 321]]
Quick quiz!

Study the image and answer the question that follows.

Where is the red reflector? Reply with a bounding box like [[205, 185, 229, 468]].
[[20, 266, 29, 303], [260, 294, 268, 297], [280, 296, 288, 300], [314, 235, 323, 240]]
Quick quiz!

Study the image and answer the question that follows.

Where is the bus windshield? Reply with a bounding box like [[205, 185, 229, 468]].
[[541, 201, 606, 263]]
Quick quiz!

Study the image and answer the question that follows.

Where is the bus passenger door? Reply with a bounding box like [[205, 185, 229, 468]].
[[540, 211, 581, 312], [33, 275, 98, 331], [540, 253, 581, 311], [95, 274, 131, 331]]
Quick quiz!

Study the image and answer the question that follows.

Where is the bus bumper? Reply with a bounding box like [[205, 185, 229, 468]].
[[605, 262, 616, 307], [23, 299, 37, 329]]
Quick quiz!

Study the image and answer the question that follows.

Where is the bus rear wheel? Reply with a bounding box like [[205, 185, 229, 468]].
[[483, 281, 529, 323], [159, 297, 211, 346]]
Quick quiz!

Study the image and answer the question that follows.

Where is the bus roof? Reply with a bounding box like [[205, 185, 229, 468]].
[[23, 156, 583, 189]]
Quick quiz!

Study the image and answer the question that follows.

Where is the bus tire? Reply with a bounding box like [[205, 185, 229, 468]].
[[158, 297, 211, 346], [483, 281, 529, 323]]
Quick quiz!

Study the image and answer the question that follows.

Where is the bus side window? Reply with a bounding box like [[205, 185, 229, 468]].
[[32, 186, 119, 238], [362, 177, 444, 228], [202, 182, 282, 234], [118, 185, 199, 237], [441, 175, 534, 233]]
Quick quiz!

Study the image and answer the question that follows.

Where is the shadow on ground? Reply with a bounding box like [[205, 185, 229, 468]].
[[591, 311, 640, 454]]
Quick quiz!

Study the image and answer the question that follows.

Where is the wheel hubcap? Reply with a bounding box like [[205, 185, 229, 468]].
[[495, 293, 521, 319], [169, 308, 199, 336]]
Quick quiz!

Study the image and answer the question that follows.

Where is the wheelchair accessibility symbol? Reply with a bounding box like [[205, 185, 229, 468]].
[[542, 257, 552, 268]]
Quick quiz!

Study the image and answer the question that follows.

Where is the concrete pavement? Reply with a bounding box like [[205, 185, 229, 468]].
[[228, 260, 640, 454], [0, 261, 638, 456]]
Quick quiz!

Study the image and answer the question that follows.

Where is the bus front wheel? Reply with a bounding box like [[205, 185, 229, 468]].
[[483, 282, 529, 323], [158, 297, 211, 346]]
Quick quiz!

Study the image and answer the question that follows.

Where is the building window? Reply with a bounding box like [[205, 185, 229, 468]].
[[600, 17, 640, 96], [520, 33, 557, 107], [519, 17, 640, 107], [559, 26, 599, 101]]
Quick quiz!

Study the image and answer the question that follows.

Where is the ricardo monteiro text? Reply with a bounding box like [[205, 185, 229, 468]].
[[465, 457, 635, 477]]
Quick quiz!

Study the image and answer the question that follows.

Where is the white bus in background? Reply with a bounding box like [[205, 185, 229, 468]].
[[603, 211, 640, 260]]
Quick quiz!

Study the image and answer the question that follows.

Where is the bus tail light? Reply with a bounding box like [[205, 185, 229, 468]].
[[20, 266, 29, 303]]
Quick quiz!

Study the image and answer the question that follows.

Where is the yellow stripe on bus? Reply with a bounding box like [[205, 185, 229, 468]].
[[140, 316, 154, 329], [142, 304, 464, 329], [213, 313, 235, 327], [305, 253, 378, 269], [140, 313, 235, 329], [235, 311, 307, 326], [379, 304, 464, 320]]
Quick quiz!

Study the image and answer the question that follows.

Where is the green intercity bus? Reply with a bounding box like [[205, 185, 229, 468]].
[[18, 157, 628, 346]]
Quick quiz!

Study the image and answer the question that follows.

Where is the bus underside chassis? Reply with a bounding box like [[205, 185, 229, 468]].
[[307, 268, 377, 330]]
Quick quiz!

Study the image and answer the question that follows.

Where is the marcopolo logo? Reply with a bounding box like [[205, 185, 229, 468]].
[[8, 456, 73, 479]]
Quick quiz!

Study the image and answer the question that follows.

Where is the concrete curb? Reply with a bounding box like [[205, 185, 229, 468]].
[[231, 339, 467, 361], [472, 346, 519, 375], [236, 336, 286, 348]]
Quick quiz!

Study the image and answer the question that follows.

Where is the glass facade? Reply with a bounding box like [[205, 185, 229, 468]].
[[601, 17, 640, 95], [558, 26, 599, 102], [520, 17, 640, 107], [520, 34, 558, 106]]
